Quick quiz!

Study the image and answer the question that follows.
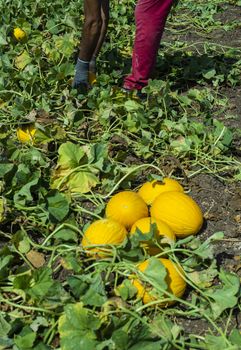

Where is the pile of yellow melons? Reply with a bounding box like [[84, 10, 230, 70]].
[[81, 178, 204, 307]]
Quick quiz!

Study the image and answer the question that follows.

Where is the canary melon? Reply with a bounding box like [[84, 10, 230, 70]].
[[13, 27, 26, 41], [151, 191, 203, 237], [130, 217, 175, 255], [106, 191, 149, 228], [82, 219, 127, 257], [17, 124, 36, 143], [132, 258, 186, 306], [138, 178, 184, 205]]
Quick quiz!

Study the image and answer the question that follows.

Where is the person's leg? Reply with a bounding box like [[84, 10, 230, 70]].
[[123, 0, 174, 91], [90, 0, 110, 74], [73, 0, 102, 88], [79, 0, 103, 61]]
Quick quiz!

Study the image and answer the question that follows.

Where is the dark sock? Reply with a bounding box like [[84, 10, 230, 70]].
[[72, 58, 89, 88]]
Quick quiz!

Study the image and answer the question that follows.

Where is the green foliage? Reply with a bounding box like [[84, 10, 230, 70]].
[[0, 0, 240, 349], [67, 273, 107, 306], [205, 269, 240, 319], [14, 326, 36, 349], [46, 190, 69, 222], [58, 303, 101, 350]]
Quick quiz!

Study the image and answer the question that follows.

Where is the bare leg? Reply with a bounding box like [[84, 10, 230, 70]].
[[93, 0, 109, 58], [89, 0, 110, 73], [78, 0, 102, 61], [73, 0, 109, 89]]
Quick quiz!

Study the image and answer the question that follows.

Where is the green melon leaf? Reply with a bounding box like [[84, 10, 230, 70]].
[[58, 303, 101, 350]]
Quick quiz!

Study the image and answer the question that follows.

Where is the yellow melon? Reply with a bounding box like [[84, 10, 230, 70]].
[[82, 218, 127, 257], [132, 258, 186, 306], [105, 191, 149, 228], [17, 124, 36, 143], [13, 28, 26, 41], [151, 191, 203, 237], [130, 217, 176, 255], [138, 178, 184, 205]]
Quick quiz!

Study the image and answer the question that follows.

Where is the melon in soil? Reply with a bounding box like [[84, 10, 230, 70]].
[[151, 191, 203, 237]]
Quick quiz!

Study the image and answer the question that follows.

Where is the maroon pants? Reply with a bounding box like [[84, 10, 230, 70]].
[[123, 0, 174, 90]]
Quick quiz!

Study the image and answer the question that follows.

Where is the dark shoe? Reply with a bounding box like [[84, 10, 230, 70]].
[[136, 90, 147, 101], [122, 88, 147, 101]]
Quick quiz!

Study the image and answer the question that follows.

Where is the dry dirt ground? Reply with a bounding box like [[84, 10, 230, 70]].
[[160, 2, 241, 259], [162, 3, 241, 335]]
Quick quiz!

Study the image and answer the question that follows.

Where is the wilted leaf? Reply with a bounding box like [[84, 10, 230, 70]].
[[60, 253, 82, 273], [57, 142, 86, 170], [51, 142, 99, 194], [30, 317, 49, 333], [187, 260, 218, 288], [151, 314, 182, 341], [54, 225, 78, 242], [124, 100, 142, 112], [13, 168, 41, 207], [65, 171, 98, 193], [54, 34, 75, 57], [15, 50, 32, 70], [0, 164, 14, 178], [26, 250, 45, 268], [185, 232, 224, 261]]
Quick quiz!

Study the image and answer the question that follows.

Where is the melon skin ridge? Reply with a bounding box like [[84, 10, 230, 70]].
[[82, 219, 127, 256], [150, 191, 203, 237]]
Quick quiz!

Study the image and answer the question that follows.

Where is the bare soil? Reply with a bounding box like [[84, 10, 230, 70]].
[[162, 3, 241, 336]]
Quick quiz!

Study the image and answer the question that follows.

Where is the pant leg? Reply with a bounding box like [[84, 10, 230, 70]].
[[123, 0, 173, 90]]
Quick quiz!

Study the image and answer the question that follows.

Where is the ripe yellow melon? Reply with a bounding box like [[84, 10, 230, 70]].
[[17, 124, 36, 143], [151, 192, 203, 237], [132, 258, 186, 306], [82, 219, 127, 257], [138, 178, 184, 205], [105, 191, 149, 228], [130, 217, 175, 255], [13, 27, 26, 41]]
